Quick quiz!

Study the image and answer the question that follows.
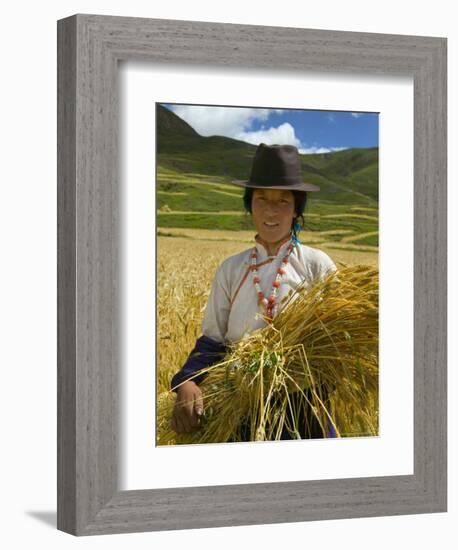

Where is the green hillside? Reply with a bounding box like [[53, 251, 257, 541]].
[[155, 104, 379, 248]]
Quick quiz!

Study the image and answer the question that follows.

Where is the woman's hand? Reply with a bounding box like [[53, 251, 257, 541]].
[[171, 380, 204, 433]]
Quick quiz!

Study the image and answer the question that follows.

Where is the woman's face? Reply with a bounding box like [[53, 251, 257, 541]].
[[251, 188, 297, 247]]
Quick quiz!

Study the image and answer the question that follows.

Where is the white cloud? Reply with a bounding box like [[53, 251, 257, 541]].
[[234, 122, 301, 148], [169, 105, 283, 139], [327, 113, 335, 123], [299, 146, 348, 154], [167, 105, 347, 154], [351, 112, 363, 118]]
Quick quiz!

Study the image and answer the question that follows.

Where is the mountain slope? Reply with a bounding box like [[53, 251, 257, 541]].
[[156, 104, 379, 245]]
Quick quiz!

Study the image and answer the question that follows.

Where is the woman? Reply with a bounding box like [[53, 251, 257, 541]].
[[170, 143, 336, 439]]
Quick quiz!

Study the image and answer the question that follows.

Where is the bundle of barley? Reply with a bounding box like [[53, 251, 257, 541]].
[[156, 264, 378, 445]]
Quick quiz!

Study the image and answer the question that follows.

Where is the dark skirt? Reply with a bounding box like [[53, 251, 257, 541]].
[[229, 389, 331, 442]]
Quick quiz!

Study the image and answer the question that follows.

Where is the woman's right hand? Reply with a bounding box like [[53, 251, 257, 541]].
[[171, 380, 204, 433]]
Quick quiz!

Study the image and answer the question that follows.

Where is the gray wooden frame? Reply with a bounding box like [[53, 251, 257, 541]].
[[57, 13, 447, 536]]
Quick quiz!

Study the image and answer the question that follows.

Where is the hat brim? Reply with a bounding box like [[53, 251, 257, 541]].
[[230, 179, 320, 192]]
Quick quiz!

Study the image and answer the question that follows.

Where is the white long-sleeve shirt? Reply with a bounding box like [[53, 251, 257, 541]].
[[201, 235, 336, 344]]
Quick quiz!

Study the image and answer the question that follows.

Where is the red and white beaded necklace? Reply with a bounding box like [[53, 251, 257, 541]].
[[251, 239, 295, 323]]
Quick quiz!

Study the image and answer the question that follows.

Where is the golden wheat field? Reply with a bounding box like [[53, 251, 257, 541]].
[[156, 229, 378, 400]]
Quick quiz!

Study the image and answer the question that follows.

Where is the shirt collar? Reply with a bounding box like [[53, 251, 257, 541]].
[[254, 233, 293, 259]]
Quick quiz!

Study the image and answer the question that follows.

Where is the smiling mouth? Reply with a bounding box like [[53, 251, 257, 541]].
[[264, 222, 279, 228]]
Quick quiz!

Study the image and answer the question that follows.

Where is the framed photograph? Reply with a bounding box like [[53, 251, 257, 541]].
[[57, 14, 447, 535]]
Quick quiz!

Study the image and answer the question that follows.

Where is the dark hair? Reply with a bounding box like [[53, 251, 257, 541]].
[[242, 187, 307, 240]]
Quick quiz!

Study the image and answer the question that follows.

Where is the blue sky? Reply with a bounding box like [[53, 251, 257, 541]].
[[161, 103, 378, 154]]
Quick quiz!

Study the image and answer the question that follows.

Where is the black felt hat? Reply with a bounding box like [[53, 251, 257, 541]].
[[231, 143, 320, 192]]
